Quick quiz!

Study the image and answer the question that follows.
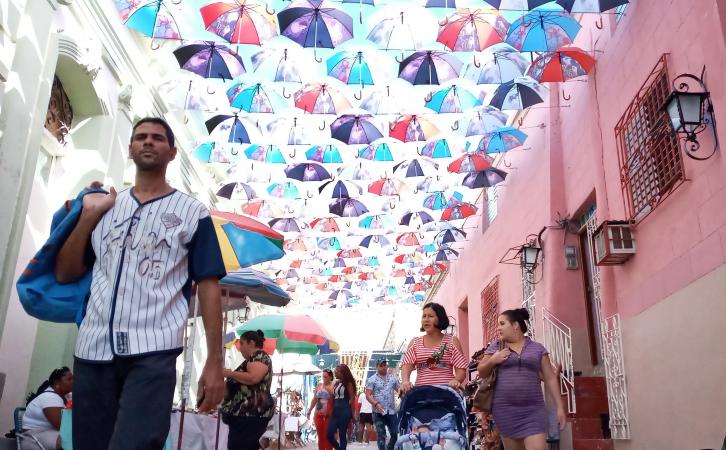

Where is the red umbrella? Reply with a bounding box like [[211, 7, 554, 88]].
[[396, 232, 421, 247], [527, 46, 596, 83], [294, 83, 352, 114], [436, 8, 509, 52], [441, 203, 478, 220], [447, 153, 492, 173], [310, 217, 341, 232], [338, 248, 363, 258], [389, 114, 440, 142], [200, 0, 277, 45], [422, 262, 447, 275]]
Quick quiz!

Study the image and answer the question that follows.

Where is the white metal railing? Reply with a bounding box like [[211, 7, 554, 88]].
[[585, 210, 631, 439], [542, 308, 576, 414], [601, 314, 631, 439], [521, 269, 536, 340]]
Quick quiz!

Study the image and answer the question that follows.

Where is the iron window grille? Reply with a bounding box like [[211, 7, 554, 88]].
[[481, 276, 499, 346], [614, 55, 685, 224]]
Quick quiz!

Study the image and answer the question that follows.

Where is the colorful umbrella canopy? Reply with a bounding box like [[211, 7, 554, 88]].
[[425, 85, 482, 113], [200, 0, 277, 45], [435, 227, 466, 245], [359, 141, 394, 161], [278, 0, 354, 50], [390, 115, 440, 142], [235, 314, 339, 354], [193, 142, 240, 164], [245, 144, 286, 163], [220, 269, 291, 307], [227, 82, 289, 113], [306, 144, 343, 163], [461, 168, 507, 188], [527, 47, 596, 83], [419, 139, 453, 159], [156, 75, 228, 112], [436, 8, 509, 52], [326, 51, 375, 86], [318, 236, 342, 250], [285, 162, 332, 182], [206, 114, 259, 144], [329, 197, 370, 217], [211, 211, 285, 270], [434, 247, 459, 262], [423, 190, 463, 210], [555, 0, 629, 13], [330, 114, 384, 144], [422, 262, 447, 275], [475, 126, 528, 153], [464, 43, 528, 84], [217, 181, 257, 200], [490, 76, 548, 110], [267, 181, 302, 199], [441, 203, 478, 220], [398, 51, 462, 85], [359, 214, 396, 229], [174, 41, 245, 80], [294, 83, 352, 114], [506, 9, 582, 52], [117, 0, 182, 39]]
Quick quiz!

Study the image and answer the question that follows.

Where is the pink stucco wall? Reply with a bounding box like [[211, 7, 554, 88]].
[[433, 0, 726, 354]]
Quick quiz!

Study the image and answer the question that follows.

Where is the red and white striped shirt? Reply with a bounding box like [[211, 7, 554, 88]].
[[402, 334, 468, 385]]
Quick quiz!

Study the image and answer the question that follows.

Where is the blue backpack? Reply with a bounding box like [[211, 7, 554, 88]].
[[16, 188, 107, 325]]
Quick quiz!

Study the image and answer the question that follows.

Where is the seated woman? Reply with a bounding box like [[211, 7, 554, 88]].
[[399, 303, 468, 395], [22, 367, 73, 450]]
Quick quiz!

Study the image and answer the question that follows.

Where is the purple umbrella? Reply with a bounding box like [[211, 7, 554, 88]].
[[278, 0, 353, 58], [173, 41, 245, 80], [285, 162, 332, 182], [398, 51, 462, 85], [330, 114, 383, 144], [329, 197, 369, 217]]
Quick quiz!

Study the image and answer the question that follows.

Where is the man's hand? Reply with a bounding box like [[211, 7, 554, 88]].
[[197, 360, 225, 413], [82, 182, 117, 218], [374, 403, 384, 414]]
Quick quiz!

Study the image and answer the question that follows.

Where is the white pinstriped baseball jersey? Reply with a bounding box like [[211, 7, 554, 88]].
[[75, 188, 226, 361]]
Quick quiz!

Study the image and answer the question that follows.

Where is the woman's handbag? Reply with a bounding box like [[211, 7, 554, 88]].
[[472, 340, 503, 412]]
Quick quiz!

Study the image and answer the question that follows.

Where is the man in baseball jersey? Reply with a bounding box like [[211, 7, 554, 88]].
[[55, 117, 227, 450]]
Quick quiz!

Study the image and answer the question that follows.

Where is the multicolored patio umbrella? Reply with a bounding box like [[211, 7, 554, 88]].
[[267, 181, 302, 199], [306, 144, 343, 163], [116, 0, 182, 39], [220, 269, 291, 307], [419, 139, 453, 159], [506, 9, 581, 52], [398, 51, 462, 85], [436, 8, 509, 52], [227, 83, 289, 113], [527, 47, 596, 83], [200, 0, 277, 45], [211, 211, 285, 270], [206, 114, 259, 144], [490, 76, 548, 110], [462, 106, 508, 136], [329, 197, 370, 217], [285, 162, 332, 182], [330, 114, 384, 144], [555, 0, 629, 13], [390, 115, 440, 142], [269, 217, 307, 233], [441, 202, 478, 220], [174, 41, 245, 80], [475, 126, 528, 153], [461, 168, 508, 188], [235, 314, 339, 354], [425, 85, 482, 113], [244, 144, 286, 163], [464, 43, 528, 84], [278, 0, 354, 52], [217, 181, 257, 200], [294, 83, 352, 114], [358, 142, 394, 161]]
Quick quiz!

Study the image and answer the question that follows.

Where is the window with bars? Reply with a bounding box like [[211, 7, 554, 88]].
[[614, 55, 684, 223], [481, 277, 499, 346], [487, 186, 498, 223], [615, 4, 628, 23]]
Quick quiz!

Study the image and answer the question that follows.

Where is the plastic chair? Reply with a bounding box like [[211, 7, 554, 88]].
[[13, 407, 46, 450]]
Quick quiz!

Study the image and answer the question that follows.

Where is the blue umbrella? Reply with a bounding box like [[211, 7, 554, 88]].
[[118, 0, 182, 40], [423, 191, 463, 210], [420, 139, 452, 159], [358, 142, 394, 161], [393, 158, 439, 178], [331, 114, 384, 145], [193, 142, 240, 164], [359, 256, 380, 266], [489, 77, 547, 110], [462, 106, 508, 136], [464, 43, 528, 85], [475, 126, 528, 153], [400, 211, 435, 227], [359, 214, 396, 230], [329, 197, 370, 217], [318, 237, 342, 250], [306, 145, 343, 163], [245, 144, 286, 163], [220, 269, 291, 307], [205, 114, 258, 144], [267, 181, 302, 199], [506, 8, 581, 52], [359, 234, 391, 248], [285, 163, 332, 182], [227, 83, 289, 113], [327, 51, 375, 87], [174, 41, 245, 80], [425, 85, 482, 113], [318, 180, 363, 198], [278, 0, 354, 52], [435, 228, 466, 245]]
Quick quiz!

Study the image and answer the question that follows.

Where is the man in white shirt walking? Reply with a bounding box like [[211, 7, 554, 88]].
[[365, 360, 400, 450]]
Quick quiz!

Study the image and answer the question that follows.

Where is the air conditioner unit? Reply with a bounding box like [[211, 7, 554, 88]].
[[593, 220, 636, 266]]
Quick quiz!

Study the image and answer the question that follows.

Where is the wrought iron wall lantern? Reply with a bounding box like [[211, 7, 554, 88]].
[[236, 305, 251, 323], [446, 315, 457, 336], [664, 67, 719, 160], [499, 229, 545, 274]]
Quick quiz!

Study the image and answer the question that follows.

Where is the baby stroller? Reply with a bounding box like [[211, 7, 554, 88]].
[[394, 386, 468, 450]]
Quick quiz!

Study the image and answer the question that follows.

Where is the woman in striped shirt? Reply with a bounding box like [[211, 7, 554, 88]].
[[400, 303, 468, 395]]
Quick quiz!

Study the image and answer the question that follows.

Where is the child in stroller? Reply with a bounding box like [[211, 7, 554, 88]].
[[394, 386, 468, 450]]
